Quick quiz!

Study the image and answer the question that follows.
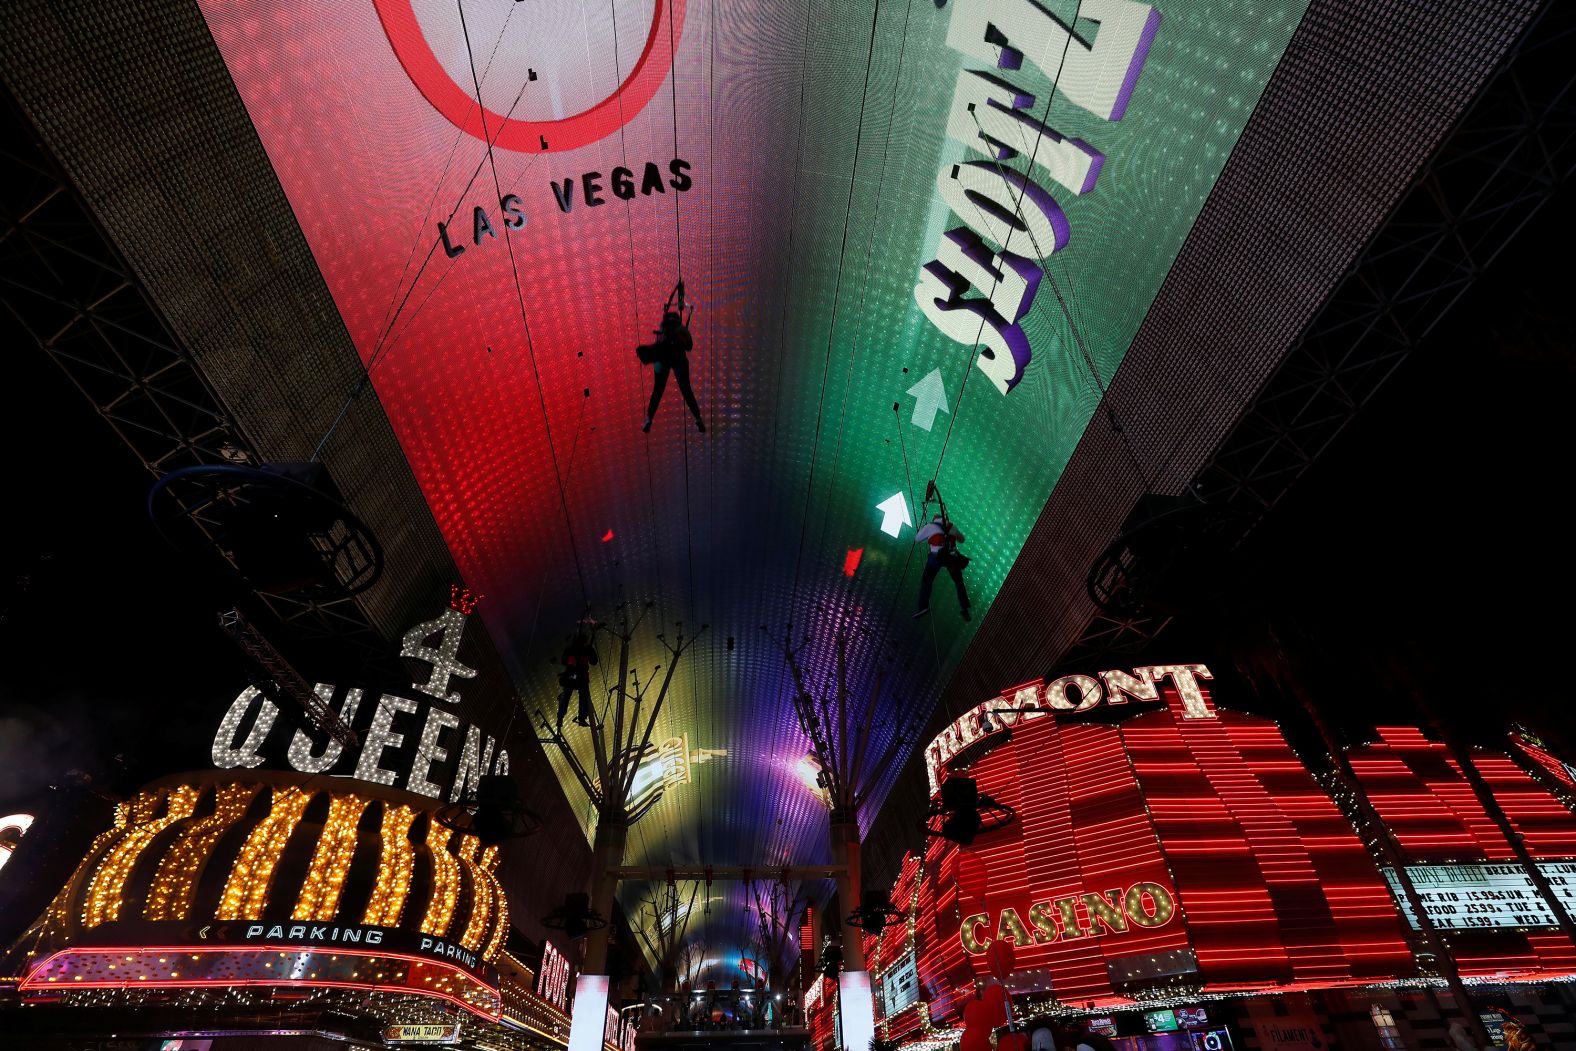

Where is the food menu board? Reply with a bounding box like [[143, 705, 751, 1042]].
[[1382, 862, 1576, 930]]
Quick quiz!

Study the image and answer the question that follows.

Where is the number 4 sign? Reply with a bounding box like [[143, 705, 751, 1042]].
[[400, 587, 481, 704]]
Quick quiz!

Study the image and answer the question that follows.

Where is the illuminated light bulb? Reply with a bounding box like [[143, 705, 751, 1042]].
[[293, 794, 370, 920], [84, 787, 200, 927], [421, 824, 461, 936], [218, 786, 314, 920], [147, 783, 258, 920], [458, 838, 493, 950], [364, 803, 418, 926]]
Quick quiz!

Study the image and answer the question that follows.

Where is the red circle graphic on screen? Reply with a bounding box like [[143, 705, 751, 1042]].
[[372, 0, 687, 153]]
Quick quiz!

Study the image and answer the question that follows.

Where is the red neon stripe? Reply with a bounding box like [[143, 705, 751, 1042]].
[[21, 944, 501, 1020]]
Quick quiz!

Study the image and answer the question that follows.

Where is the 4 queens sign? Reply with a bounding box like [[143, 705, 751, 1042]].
[[210, 598, 509, 804]]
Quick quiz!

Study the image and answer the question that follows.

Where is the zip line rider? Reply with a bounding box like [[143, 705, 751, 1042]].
[[638, 281, 706, 433], [913, 484, 972, 621], [556, 629, 599, 729]]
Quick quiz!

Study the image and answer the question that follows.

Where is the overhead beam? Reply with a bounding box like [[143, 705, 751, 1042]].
[[609, 866, 844, 882]]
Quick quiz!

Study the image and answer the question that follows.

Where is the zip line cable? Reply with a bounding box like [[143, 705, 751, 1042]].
[[371, 5, 521, 361], [667, 0, 685, 280], [786, 0, 887, 612], [665, 2, 701, 687], [505, 388, 593, 745], [966, 103, 1156, 492], [790, 0, 921, 810], [455, 0, 590, 606], [804, 0, 916, 590], [759, 0, 818, 578], [602, 0, 676, 629], [602, 0, 644, 346], [311, 32, 546, 462], [758, 0, 820, 736]]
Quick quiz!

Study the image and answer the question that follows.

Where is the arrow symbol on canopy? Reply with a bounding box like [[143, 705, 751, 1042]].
[[876, 493, 912, 538], [907, 368, 950, 431]]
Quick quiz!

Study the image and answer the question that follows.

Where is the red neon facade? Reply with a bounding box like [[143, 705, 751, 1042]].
[[1513, 733, 1576, 793], [865, 669, 1420, 1034], [1347, 727, 1576, 976], [1122, 707, 1414, 986]]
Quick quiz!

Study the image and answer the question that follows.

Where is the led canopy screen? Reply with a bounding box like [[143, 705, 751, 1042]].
[[196, 0, 1307, 962]]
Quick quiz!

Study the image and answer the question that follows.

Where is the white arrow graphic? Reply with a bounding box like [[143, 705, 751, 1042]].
[[907, 368, 950, 431], [876, 492, 913, 537]]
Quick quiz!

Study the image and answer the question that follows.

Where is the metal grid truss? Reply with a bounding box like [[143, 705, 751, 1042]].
[[0, 96, 392, 668], [1063, 3, 1575, 665]]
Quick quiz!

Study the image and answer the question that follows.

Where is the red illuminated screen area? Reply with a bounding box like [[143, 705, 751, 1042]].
[[1349, 727, 1576, 976]]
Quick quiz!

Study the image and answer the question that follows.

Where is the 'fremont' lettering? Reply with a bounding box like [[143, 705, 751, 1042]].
[[925, 664, 1214, 791]]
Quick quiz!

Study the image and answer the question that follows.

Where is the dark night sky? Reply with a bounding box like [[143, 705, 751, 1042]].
[[0, 322, 241, 812], [1170, 190, 1576, 752]]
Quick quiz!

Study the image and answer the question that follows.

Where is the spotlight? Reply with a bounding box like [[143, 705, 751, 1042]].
[[542, 892, 608, 940], [817, 937, 844, 979], [435, 774, 543, 843], [922, 776, 1015, 846], [846, 890, 906, 935]]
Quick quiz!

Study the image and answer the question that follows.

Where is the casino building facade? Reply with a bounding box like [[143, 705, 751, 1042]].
[[2, 770, 597, 1050], [805, 669, 1576, 1051]]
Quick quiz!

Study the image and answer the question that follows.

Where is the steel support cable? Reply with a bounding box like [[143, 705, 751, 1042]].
[[370, 4, 521, 364], [703, 0, 725, 868], [665, 0, 699, 693], [758, 0, 820, 788], [666, 0, 685, 280], [516, 391, 592, 741], [973, 105, 1157, 491], [599, 3, 674, 637], [602, 0, 645, 354], [643, 436, 671, 629], [455, 0, 589, 605], [786, 0, 886, 613], [311, 58, 547, 462], [927, 0, 1085, 488], [802, 0, 918, 771], [805, 0, 916, 578]]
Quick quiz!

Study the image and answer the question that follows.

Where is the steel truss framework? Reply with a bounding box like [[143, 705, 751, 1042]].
[[1063, 3, 1576, 664], [0, 97, 393, 670]]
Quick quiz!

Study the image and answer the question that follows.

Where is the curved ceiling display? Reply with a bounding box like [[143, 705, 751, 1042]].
[[196, 0, 1306, 979]]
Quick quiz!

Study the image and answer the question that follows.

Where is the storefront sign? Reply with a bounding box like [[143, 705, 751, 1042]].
[[538, 939, 571, 1010], [958, 881, 1178, 953], [71, 920, 494, 982], [924, 665, 1215, 791], [210, 599, 509, 802], [1381, 862, 1576, 930], [383, 1023, 462, 1044]]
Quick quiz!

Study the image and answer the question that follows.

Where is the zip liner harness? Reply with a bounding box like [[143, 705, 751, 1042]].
[[636, 281, 694, 365]]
